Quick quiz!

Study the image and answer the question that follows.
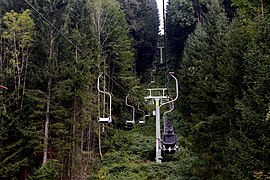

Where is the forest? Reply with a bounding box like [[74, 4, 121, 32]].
[[0, 0, 270, 179]]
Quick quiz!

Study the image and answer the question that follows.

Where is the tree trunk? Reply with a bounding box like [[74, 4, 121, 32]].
[[98, 124, 103, 159], [43, 29, 54, 164], [20, 47, 30, 108], [43, 78, 51, 164]]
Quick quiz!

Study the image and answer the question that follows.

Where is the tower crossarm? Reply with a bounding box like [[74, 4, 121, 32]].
[[145, 88, 168, 100]]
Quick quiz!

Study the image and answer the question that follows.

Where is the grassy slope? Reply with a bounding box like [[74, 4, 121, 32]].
[[89, 117, 198, 180]]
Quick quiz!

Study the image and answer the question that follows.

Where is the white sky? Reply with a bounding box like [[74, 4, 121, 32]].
[[156, 0, 169, 34]]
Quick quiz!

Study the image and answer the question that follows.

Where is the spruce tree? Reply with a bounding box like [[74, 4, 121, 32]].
[[118, 0, 159, 74], [224, 16, 270, 179], [166, 0, 197, 71], [179, 0, 233, 177]]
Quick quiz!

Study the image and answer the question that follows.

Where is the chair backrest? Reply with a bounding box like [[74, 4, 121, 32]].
[[162, 134, 176, 145]]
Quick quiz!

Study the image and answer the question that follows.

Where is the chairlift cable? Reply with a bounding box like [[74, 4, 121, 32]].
[[105, 74, 129, 94], [23, 0, 87, 58], [23, 0, 133, 97], [163, 0, 170, 89]]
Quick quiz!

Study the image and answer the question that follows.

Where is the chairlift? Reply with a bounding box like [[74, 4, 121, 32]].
[[150, 72, 155, 84], [162, 118, 178, 154], [148, 61, 157, 87], [138, 118, 145, 124], [125, 94, 135, 129], [145, 113, 150, 120], [160, 72, 179, 154], [162, 133, 178, 153], [97, 74, 112, 124], [137, 103, 145, 124], [145, 107, 151, 120]]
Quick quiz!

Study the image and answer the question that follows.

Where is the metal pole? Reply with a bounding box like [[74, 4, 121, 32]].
[[159, 47, 163, 64], [155, 98, 162, 163]]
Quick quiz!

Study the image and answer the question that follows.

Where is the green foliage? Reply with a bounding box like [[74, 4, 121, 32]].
[[2, 0, 270, 179], [118, 0, 159, 74], [179, 0, 270, 178], [166, 0, 196, 72], [91, 123, 197, 180], [223, 16, 270, 178], [179, 0, 239, 178], [168, 0, 196, 27], [1, 0, 137, 178], [232, 0, 270, 18], [30, 160, 62, 180], [1, 9, 35, 105], [2, 9, 35, 47], [0, 9, 38, 180]]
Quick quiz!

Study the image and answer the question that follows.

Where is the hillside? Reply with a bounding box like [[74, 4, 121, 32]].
[[1, 0, 270, 179]]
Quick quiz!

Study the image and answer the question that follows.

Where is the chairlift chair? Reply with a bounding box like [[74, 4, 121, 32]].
[[137, 103, 145, 124], [160, 74, 179, 154], [125, 94, 135, 129], [145, 114, 150, 120], [97, 74, 112, 124], [125, 120, 135, 129], [138, 118, 145, 124], [162, 119, 178, 154], [98, 117, 112, 124], [162, 133, 178, 153]]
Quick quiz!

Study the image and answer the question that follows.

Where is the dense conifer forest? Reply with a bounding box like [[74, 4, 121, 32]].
[[0, 0, 270, 179]]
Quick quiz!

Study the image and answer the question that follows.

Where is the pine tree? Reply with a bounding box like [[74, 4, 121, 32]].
[[118, 0, 159, 75], [166, 0, 197, 72], [224, 16, 270, 179], [179, 0, 235, 177]]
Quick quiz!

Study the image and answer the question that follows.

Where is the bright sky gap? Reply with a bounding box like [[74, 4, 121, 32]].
[[156, 0, 169, 35]]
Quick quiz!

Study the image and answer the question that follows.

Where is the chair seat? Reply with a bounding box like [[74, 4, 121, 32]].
[[125, 120, 134, 129], [139, 120, 145, 124], [162, 145, 177, 154], [98, 117, 111, 124], [138, 119, 145, 124]]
